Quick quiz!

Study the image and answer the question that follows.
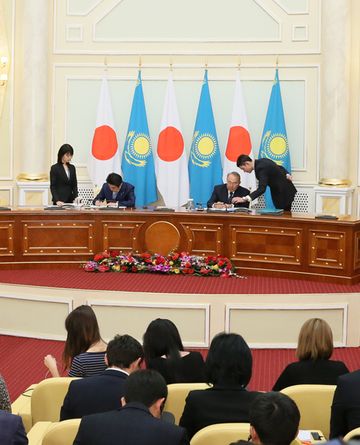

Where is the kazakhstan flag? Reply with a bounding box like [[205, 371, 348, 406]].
[[189, 70, 222, 207], [121, 71, 157, 207], [259, 68, 291, 208]]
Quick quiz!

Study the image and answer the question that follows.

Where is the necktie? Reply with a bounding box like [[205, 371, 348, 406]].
[[228, 192, 234, 204]]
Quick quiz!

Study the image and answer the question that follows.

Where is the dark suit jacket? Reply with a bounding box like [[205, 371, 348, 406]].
[[60, 369, 128, 421], [93, 182, 135, 207], [179, 385, 261, 439], [0, 411, 28, 445], [50, 163, 78, 204], [272, 359, 349, 391], [73, 402, 189, 445], [207, 184, 250, 208], [250, 158, 297, 210], [330, 370, 360, 438]]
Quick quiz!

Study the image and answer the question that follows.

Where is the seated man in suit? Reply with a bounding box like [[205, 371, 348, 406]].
[[93, 173, 135, 207], [230, 392, 300, 445], [330, 369, 360, 438], [207, 172, 250, 209], [0, 410, 28, 445], [60, 334, 143, 420], [74, 369, 189, 445]]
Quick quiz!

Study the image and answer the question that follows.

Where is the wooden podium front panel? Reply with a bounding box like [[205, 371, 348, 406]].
[[22, 220, 94, 256], [229, 224, 302, 265], [354, 231, 360, 270], [102, 220, 145, 252], [0, 222, 14, 256], [309, 230, 346, 270], [181, 222, 223, 256]]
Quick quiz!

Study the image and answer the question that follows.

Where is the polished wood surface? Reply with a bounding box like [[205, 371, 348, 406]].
[[0, 208, 359, 284]]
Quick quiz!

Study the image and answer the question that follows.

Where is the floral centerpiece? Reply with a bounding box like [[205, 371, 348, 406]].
[[84, 251, 239, 278]]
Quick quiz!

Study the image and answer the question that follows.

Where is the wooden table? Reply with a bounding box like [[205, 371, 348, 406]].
[[0, 208, 359, 284]]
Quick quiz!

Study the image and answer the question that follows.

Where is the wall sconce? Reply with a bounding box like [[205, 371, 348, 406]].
[[0, 56, 8, 86]]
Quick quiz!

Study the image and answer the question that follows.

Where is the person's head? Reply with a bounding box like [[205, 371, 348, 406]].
[[143, 318, 184, 364], [205, 332, 252, 386], [57, 144, 74, 164], [249, 392, 300, 445], [106, 173, 123, 193], [106, 334, 144, 372], [122, 369, 167, 418], [237, 154, 254, 173], [63, 305, 101, 368], [226, 172, 241, 192], [296, 318, 333, 360]]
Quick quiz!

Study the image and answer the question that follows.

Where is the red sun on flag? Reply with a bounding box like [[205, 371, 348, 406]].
[[157, 126, 184, 162], [225, 126, 252, 162], [92, 125, 118, 161]]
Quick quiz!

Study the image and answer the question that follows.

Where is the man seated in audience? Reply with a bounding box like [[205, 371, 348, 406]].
[[330, 369, 360, 438], [60, 334, 143, 420], [73, 369, 189, 445], [0, 410, 28, 445], [231, 392, 300, 445], [93, 173, 135, 207], [207, 172, 250, 209]]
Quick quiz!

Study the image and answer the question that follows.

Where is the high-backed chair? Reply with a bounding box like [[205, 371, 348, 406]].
[[190, 423, 250, 445], [281, 384, 336, 439], [164, 383, 209, 425], [343, 427, 360, 441], [42, 419, 81, 445], [31, 377, 79, 425], [12, 383, 37, 433]]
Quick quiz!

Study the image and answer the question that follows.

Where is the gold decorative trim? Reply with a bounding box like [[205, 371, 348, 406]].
[[17, 173, 48, 181], [319, 178, 351, 187]]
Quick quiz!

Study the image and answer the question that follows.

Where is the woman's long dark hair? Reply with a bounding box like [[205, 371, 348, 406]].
[[62, 305, 101, 369], [57, 144, 74, 164], [143, 319, 184, 379]]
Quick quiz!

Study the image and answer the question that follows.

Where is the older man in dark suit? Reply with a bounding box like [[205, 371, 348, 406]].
[[0, 411, 28, 445], [207, 172, 250, 209], [93, 173, 135, 207], [237, 155, 297, 210], [73, 369, 189, 445]]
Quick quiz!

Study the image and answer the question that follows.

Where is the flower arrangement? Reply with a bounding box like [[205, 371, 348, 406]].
[[84, 251, 238, 278]]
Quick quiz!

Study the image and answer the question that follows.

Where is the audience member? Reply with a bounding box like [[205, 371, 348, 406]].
[[179, 332, 260, 440], [60, 334, 143, 420], [0, 374, 11, 412], [207, 172, 250, 209], [0, 410, 28, 445], [143, 318, 205, 384], [73, 369, 189, 445], [330, 369, 360, 438], [230, 392, 300, 445], [93, 173, 135, 207], [44, 305, 107, 377], [273, 318, 348, 391]]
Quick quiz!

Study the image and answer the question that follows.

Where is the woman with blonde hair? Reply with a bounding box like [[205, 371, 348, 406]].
[[273, 318, 349, 391]]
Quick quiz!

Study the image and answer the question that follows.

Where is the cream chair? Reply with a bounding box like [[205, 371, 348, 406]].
[[343, 427, 360, 441], [190, 423, 250, 445], [164, 383, 209, 425], [12, 383, 37, 433], [281, 384, 336, 439], [31, 377, 79, 425], [42, 419, 81, 445]]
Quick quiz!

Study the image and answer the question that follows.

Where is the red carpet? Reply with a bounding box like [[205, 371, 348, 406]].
[[1, 269, 360, 293], [1, 334, 360, 403]]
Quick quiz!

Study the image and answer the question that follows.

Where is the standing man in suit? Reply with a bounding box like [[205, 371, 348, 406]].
[[330, 370, 360, 438], [93, 173, 135, 207], [73, 369, 189, 445], [60, 334, 143, 420], [236, 155, 297, 211], [207, 172, 250, 209], [0, 410, 28, 445], [50, 144, 78, 206]]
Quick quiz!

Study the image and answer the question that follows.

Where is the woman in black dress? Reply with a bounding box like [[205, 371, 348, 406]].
[[143, 318, 206, 384], [50, 144, 78, 205]]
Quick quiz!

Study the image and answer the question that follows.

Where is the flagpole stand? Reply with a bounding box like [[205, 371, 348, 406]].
[[314, 180, 354, 215], [16, 180, 50, 207]]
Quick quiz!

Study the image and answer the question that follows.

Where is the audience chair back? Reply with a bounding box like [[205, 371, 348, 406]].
[[31, 377, 79, 424], [42, 419, 81, 445], [343, 427, 360, 441], [190, 423, 250, 445], [281, 384, 336, 439], [164, 383, 209, 425]]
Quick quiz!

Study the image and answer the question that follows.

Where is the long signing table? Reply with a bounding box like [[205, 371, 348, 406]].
[[0, 207, 359, 284]]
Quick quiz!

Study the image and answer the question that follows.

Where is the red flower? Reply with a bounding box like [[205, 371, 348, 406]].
[[200, 268, 210, 275], [109, 250, 120, 258], [171, 253, 180, 261], [121, 266, 127, 272], [131, 266, 138, 273], [98, 264, 110, 273]]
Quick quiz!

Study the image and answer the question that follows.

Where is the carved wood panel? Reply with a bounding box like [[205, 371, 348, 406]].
[[309, 230, 345, 269], [180, 222, 223, 255], [0, 222, 14, 256], [102, 220, 145, 252], [354, 231, 360, 270]]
